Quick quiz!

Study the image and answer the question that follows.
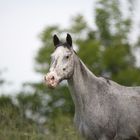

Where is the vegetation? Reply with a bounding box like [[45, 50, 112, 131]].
[[0, 101, 81, 140], [0, 0, 140, 139]]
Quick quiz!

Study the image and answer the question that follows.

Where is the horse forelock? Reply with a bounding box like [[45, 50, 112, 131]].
[[55, 42, 71, 49]]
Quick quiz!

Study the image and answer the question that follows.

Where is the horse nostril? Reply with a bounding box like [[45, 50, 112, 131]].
[[63, 68, 66, 71], [51, 76, 55, 80]]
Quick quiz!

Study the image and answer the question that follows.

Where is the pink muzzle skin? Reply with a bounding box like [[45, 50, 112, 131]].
[[44, 72, 60, 88]]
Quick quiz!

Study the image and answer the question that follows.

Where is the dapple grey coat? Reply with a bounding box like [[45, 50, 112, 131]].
[[68, 55, 140, 140]]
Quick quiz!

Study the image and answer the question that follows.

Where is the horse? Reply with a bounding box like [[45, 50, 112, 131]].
[[44, 34, 140, 140]]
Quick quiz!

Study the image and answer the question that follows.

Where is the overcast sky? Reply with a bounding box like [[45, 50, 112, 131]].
[[0, 0, 140, 94]]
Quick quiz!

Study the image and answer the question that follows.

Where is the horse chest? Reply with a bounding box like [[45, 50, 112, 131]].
[[74, 115, 95, 139], [74, 113, 102, 140], [75, 114, 116, 140], [74, 103, 116, 140]]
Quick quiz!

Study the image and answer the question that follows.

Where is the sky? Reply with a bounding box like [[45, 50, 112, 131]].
[[0, 0, 140, 94]]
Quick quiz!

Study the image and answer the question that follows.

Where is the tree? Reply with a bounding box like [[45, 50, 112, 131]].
[[95, 0, 140, 85]]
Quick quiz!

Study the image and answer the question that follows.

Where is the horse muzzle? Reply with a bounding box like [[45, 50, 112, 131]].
[[44, 72, 61, 88]]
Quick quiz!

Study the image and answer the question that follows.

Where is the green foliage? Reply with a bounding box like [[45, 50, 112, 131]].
[[102, 44, 135, 74], [70, 15, 88, 34], [0, 97, 81, 140], [46, 114, 82, 140], [0, 96, 39, 140]]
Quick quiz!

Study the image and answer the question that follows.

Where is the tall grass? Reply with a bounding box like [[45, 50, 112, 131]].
[[0, 104, 83, 140]]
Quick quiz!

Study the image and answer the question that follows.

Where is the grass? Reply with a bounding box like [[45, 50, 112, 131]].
[[0, 104, 83, 140]]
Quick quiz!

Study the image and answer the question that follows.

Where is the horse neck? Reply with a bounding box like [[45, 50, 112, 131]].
[[68, 55, 100, 114]]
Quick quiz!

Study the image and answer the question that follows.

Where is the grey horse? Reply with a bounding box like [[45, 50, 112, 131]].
[[44, 34, 140, 140]]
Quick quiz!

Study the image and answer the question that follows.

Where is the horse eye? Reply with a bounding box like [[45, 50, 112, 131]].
[[66, 55, 69, 59]]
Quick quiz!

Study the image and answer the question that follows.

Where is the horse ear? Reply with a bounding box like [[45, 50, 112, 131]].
[[53, 34, 60, 46], [66, 33, 72, 47]]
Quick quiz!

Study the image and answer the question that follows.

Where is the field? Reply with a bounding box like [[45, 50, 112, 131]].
[[0, 104, 83, 140]]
